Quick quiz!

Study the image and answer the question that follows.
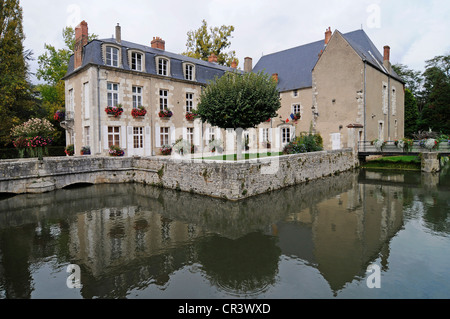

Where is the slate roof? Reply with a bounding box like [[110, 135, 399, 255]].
[[252, 29, 403, 92], [64, 38, 238, 84]]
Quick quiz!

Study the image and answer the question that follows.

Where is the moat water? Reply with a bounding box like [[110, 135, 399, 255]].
[[0, 167, 449, 299]]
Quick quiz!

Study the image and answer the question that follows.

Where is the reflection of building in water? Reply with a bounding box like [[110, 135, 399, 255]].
[[272, 182, 404, 294], [70, 206, 205, 279]]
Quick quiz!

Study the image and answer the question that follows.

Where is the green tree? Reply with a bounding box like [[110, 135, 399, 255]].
[[418, 54, 450, 134], [404, 88, 419, 138], [392, 63, 423, 97], [182, 19, 238, 67], [197, 71, 281, 159], [0, 0, 35, 146]]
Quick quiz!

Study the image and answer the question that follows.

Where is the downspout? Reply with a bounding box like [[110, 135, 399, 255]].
[[97, 66, 102, 155], [363, 61, 367, 149], [388, 75, 391, 141]]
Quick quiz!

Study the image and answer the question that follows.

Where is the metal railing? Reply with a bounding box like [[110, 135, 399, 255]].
[[358, 140, 450, 154]]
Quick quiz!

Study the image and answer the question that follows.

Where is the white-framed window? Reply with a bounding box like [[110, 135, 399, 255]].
[[209, 127, 215, 143], [184, 63, 195, 81], [131, 52, 142, 71], [132, 86, 143, 108], [157, 57, 169, 76], [108, 127, 120, 147], [282, 127, 291, 144], [67, 88, 74, 115], [84, 126, 90, 146], [382, 82, 388, 115], [160, 127, 169, 146], [187, 127, 194, 146], [292, 104, 301, 114], [133, 127, 144, 149], [106, 46, 119, 67], [107, 82, 119, 106], [186, 93, 194, 112], [392, 87, 397, 116], [83, 82, 90, 120], [262, 128, 269, 142], [159, 89, 168, 110]]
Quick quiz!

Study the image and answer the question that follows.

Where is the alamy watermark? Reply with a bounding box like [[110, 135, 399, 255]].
[[66, 264, 82, 289], [366, 263, 381, 289], [66, 4, 81, 28], [366, 3, 381, 29]]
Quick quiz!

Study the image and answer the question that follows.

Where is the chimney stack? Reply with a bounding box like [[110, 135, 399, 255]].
[[74, 21, 88, 69], [231, 59, 237, 69], [208, 53, 218, 63], [151, 37, 165, 50], [115, 23, 121, 43], [383, 45, 391, 72], [244, 57, 253, 73], [325, 27, 332, 45], [272, 73, 279, 83]]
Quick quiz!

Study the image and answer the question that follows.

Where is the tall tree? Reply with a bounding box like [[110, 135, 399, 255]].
[[182, 19, 238, 67], [197, 71, 281, 159], [0, 0, 35, 146], [418, 55, 450, 134], [404, 88, 419, 138]]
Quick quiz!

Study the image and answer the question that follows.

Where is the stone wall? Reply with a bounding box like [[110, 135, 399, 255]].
[[0, 149, 358, 200]]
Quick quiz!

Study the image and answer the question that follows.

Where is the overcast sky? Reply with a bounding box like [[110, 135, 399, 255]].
[[21, 0, 450, 84]]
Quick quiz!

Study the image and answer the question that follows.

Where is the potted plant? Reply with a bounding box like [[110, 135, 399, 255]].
[[160, 145, 172, 156], [372, 139, 386, 151], [159, 109, 173, 118], [65, 144, 75, 156], [81, 146, 91, 155], [293, 112, 301, 121], [53, 110, 65, 122], [419, 138, 438, 152], [185, 112, 198, 121], [131, 106, 147, 118], [105, 105, 124, 117], [109, 145, 125, 157]]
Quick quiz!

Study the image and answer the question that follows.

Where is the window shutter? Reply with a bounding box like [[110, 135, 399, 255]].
[[103, 126, 109, 150], [194, 124, 200, 146], [145, 126, 151, 156], [121, 126, 127, 149], [275, 127, 280, 149], [291, 126, 296, 141], [127, 126, 133, 154], [182, 127, 187, 141], [155, 123, 161, 148], [259, 128, 264, 143], [216, 128, 222, 141], [170, 126, 176, 144]]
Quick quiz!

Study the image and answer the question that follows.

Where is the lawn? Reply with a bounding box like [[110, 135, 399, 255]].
[[362, 155, 421, 170]]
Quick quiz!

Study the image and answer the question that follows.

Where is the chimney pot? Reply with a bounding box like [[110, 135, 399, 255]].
[[231, 59, 237, 69], [383, 45, 390, 61], [151, 37, 165, 50], [272, 73, 279, 83], [208, 53, 218, 63], [325, 27, 332, 45], [115, 23, 121, 44], [74, 21, 88, 69]]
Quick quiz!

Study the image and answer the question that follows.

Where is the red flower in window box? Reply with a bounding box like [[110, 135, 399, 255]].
[[185, 112, 198, 121], [105, 105, 124, 117], [131, 106, 147, 118], [53, 110, 65, 122], [159, 109, 173, 118]]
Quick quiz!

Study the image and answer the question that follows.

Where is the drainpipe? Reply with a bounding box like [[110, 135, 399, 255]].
[[97, 66, 102, 155], [363, 61, 367, 151], [388, 75, 391, 141]]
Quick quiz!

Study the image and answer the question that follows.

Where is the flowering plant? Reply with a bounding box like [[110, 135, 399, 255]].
[[65, 144, 75, 156], [293, 113, 301, 121], [105, 105, 124, 117], [53, 110, 65, 122], [159, 109, 173, 118], [131, 106, 147, 118], [109, 145, 125, 157], [419, 138, 438, 151], [160, 145, 172, 156], [81, 146, 91, 155], [11, 118, 55, 159], [372, 139, 386, 151], [185, 112, 198, 121]]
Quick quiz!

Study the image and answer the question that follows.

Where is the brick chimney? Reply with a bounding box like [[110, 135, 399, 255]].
[[272, 73, 279, 83], [208, 53, 218, 63], [383, 45, 391, 72], [325, 27, 332, 45], [74, 21, 88, 69], [151, 37, 165, 50], [244, 57, 253, 73], [115, 23, 121, 44], [231, 59, 237, 69]]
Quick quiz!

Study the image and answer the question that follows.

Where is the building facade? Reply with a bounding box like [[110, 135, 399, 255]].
[[64, 22, 404, 156]]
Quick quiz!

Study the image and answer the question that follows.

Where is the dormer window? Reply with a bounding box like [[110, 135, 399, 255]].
[[106, 46, 119, 67], [131, 52, 142, 71], [157, 57, 169, 76], [184, 63, 195, 81]]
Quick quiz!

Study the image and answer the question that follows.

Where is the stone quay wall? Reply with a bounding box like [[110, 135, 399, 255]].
[[0, 149, 358, 200]]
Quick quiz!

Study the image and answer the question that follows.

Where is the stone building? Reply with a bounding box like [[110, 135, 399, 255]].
[[252, 27, 405, 151], [64, 22, 404, 156], [63, 21, 238, 157]]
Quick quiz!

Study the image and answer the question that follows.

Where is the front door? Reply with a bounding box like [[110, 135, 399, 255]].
[[133, 127, 144, 156], [331, 133, 341, 150]]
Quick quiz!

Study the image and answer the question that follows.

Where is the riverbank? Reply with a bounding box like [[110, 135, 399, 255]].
[[361, 155, 422, 170]]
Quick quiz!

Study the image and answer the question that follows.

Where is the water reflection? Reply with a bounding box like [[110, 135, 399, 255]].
[[0, 168, 448, 299]]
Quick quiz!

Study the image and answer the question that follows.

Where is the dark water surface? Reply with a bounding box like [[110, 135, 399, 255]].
[[0, 167, 449, 299]]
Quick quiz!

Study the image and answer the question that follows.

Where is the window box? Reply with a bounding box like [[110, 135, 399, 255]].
[[132, 106, 147, 118], [105, 105, 124, 118], [185, 112, 198, 121], [109, 145, 125, 157], [54, 110, 65, 122], [159, 109, 173, 118], [160, 145, 172, 156], [81, 146, 91, 155]]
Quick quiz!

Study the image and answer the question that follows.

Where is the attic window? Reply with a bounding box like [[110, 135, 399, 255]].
[[183, 63, 195, 81], [131, 52, 142, 71], [157, 57, 170, 76], [106, 46, 119, 67], [293, 90, 298, 97]]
